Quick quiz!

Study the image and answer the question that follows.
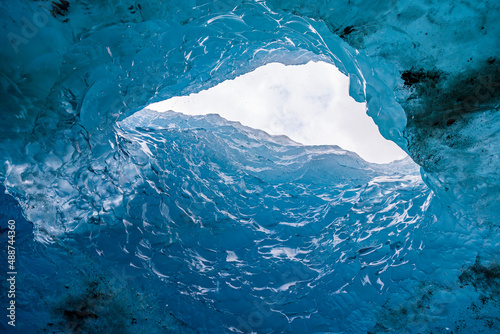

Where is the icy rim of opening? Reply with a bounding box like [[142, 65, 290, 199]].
[[1, 0, 498, 232], [148, 61, 409, 164], [0, 0, 499, 333]]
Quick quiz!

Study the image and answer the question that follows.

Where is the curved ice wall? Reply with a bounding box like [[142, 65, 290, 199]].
[[0, 0, 499, 333]]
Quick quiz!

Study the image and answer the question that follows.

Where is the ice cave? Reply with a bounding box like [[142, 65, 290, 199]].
[[0, 0, 499, 333]]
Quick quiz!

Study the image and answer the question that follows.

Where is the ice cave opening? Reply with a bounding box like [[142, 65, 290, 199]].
[[147, 61, 407, 164], [1, 0, 499, 333]]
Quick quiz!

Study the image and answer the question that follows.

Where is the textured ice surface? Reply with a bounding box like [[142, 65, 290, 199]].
[[0, 0, 499, 333], [266, 0, 500, 224], [1, 110, 499, 333]]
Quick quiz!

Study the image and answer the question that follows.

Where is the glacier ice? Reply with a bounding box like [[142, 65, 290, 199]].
[[0, 0, 499, 333]]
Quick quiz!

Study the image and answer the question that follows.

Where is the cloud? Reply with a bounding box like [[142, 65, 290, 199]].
[[148, 61, 407, 164]]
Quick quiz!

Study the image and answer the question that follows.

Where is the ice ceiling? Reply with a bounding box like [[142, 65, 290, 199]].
[[0, 0, 499, 333]]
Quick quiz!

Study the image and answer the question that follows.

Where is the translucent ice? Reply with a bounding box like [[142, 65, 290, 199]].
[[0, 0, 499, 333]]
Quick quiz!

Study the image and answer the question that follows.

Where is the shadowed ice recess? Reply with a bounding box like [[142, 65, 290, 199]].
[[0, 0, 499, 333]]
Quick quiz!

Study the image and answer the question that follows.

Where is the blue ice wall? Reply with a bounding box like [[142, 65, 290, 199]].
[[1, 109, 499, 333], [266, 0, 500, 224], [0, 0, 499, 333], [2, 109, 498, 333]]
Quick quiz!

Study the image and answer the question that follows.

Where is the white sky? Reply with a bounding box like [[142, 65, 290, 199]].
[[148, 61, 407, 164]]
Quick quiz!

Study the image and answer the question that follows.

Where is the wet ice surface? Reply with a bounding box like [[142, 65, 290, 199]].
[[1, 0, 499, 332], [2, 110, 498, 333]]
